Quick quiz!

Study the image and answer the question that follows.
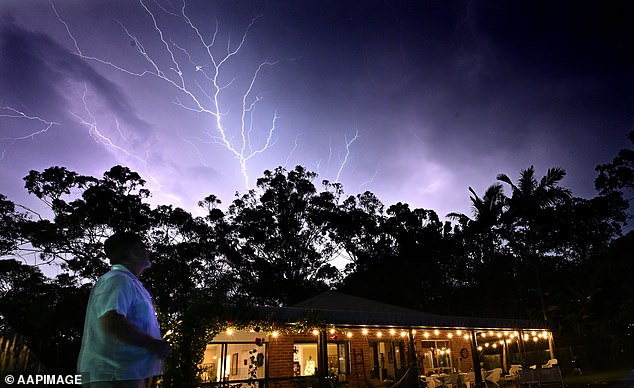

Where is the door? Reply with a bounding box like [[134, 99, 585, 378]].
[[369, 340, 406, 382]]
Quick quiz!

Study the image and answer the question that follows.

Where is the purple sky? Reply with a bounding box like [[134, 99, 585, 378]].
[[1, 0, 632, 220]]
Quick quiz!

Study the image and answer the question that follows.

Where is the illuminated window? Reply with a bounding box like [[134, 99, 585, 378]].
[[201, 331, 267, 383], [293, 342, 350, 377], [200, 343, 266, 383], [420, 340, 453, 374]]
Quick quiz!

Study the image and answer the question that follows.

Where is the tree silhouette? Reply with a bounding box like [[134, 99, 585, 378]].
[[497, 166, 572, 321], [226, 166, 340, 306]]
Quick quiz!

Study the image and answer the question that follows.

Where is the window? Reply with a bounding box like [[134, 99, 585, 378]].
[[201, 331, 267, 383], [420, 340, 453, 374], [294, 343, 318, 376], [329, 343, 350, 375], [294, 342, 350, 377]]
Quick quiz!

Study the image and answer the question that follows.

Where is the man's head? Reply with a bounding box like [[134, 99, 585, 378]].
[[104, 232, 151, 276]]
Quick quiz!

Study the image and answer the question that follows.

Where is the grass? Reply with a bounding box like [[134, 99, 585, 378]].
[[563, 368, 634, 387]]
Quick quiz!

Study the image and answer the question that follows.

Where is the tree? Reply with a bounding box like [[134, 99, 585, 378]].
[[226, 166, 341, 306], [446, 184, 521, 317], [21, 165, 153, 280], [595, 131, 634, 200], [447, 184, 506, 270], [0, 260, 89, 374], [0, 194, 26, 256], [497, 166, 572, 321], [331, 191, 391, 274]]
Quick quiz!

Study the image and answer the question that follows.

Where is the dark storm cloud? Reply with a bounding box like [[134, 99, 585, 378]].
[[0, 19, 150, 137], [0, 0, 631, 221]]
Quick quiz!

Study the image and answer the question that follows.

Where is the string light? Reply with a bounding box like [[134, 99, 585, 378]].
[[362, 328, 369, 335], [376, 331, 383, 338], [447, 333, 453, 338], [477, 346, 483, 351], [424, 332, 430, 338], [271, 331, 279, 338], [389, 329, 396, 336], [400, 331, 407, 337], [463, 334, 470, 340], [312, 330, 319, 336], [347, 332, 353, 338], [456, 330, 462, 335], [492, 344, 498, 349], [434, 330, 440, 336], [330, 328, 336, 335], [226, 328, 234, 335]]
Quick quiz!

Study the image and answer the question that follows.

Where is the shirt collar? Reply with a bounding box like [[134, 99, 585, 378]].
[[111, 264, 134, 276]]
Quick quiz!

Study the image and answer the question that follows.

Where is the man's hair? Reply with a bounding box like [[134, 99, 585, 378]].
[[104, 232, 145, 264]]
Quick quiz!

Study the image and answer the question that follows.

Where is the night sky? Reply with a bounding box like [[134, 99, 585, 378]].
[[1, 0, 632, 220]]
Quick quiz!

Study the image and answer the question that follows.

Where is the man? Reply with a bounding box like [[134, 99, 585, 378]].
[[78, 232, 171, 387]]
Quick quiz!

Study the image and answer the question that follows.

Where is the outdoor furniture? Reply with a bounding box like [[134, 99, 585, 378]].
[[485, 368, 502, 387], [463, 372, 476, 388], [500, 364, 522, 385], [443, 373, 460, 388], [517, 367, 564, 387], [368, 378, 391, 387], [424, 375, 443, 388], [542, 359, 557, 368]]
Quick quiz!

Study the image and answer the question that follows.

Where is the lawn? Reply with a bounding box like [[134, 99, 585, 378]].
[[563, 368, 634, 387]]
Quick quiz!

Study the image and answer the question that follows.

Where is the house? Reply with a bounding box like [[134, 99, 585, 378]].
[[199, 291, 554, 387]]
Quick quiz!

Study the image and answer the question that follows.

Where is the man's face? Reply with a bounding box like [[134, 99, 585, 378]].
[[126, 243, 152, 275]]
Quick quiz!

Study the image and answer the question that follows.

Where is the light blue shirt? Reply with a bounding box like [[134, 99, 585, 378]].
[[78, 265, 163, 382]]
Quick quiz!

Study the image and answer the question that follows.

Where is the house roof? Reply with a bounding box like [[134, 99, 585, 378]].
[[253, 291, 549, 330]]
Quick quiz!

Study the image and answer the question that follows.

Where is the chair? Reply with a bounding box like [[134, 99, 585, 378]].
[[500, 365, 522, 385], [542, 358, 558, 368], [463, 372, 476, 388], [485, 368, 501, 388], [444, 373, 459, 388], [424, 375, 443, 388]]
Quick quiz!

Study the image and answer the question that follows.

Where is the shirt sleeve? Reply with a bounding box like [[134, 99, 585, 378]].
[[92, 273, 135, 319]]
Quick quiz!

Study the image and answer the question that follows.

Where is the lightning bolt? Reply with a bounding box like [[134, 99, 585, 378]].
[[359, 165, 380, 190], [283, 134, 301, 169], [0, 107, 59, 161], [70, 84, 158, 185], [51, 0, 283, 189], [334, 129, 359, 183]]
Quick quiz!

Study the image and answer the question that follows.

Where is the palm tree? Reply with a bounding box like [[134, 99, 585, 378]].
[[448, 183, 506, 228], [448, 184, 507, 289], [496, 166, 572, 320], [497, 166, 571, 222]]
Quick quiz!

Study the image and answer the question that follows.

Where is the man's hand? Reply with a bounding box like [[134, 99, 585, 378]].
[[101, 311, 171, 358], [148, 338, 171, 359]]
